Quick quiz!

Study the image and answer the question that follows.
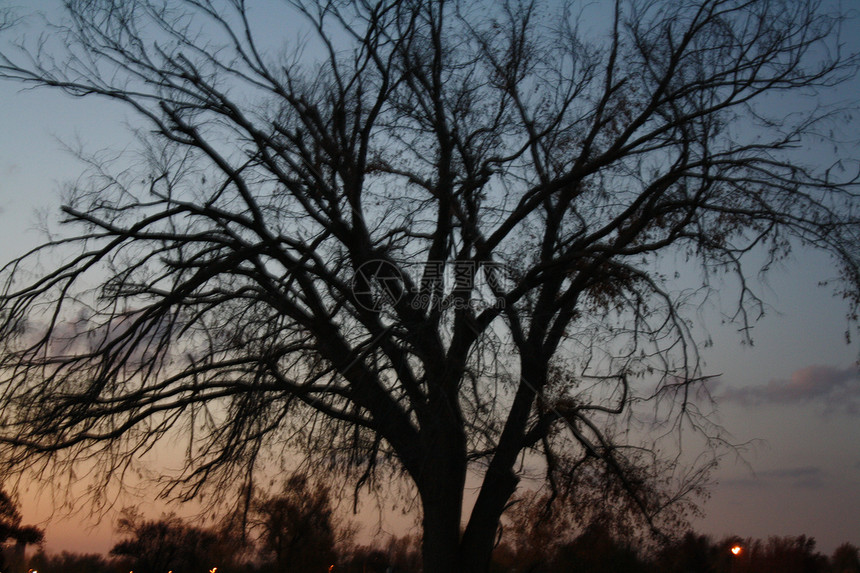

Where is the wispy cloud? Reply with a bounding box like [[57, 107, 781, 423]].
[[722, 465, 827, 489], [720, 365, 860, 413], [758, 466, 826, 489]]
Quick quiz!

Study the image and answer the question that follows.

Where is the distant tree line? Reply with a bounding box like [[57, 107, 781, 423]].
[[20, 524, 860, 573], [4, 479, 860, 573], [491, 528, 860, 573], [490, 488, 860, 573]]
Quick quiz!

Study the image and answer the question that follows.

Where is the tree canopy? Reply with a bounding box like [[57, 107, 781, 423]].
[[0, 488, 44, 571], [252, 474, 342, 572], [0, 0, 858, 571], [110, 509, 220, 573]]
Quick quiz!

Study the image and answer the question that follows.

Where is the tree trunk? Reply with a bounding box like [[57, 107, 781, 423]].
[[421, 458, 510, 573], [459, 353, 544, 571], [421, 482, 464, 572], [459, 465, 520, 572], [418, 417, 467, 573]]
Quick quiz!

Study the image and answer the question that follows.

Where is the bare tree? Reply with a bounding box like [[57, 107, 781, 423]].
[[0, 0, 858, 571]]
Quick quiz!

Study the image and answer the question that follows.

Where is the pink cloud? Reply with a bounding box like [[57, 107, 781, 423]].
[[721, 364, 860, 413]]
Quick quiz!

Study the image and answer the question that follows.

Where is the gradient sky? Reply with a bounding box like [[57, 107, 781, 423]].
[[1, 0, 858, 557]]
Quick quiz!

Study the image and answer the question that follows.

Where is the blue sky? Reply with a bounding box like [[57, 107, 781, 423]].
[[1, 0, 859, 557]]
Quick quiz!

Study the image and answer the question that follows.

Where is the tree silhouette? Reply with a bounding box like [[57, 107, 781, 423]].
[[0, 0, 858, 571], [653, 532, 720, 573], [718, 535, 828, 573], [553, 522, 646, 573], [0, 488, 43, 572], [109, 509, 219, 573], [832, 543, 860, 573], [252, 474, 340, 573], [28, 550, 114, 573]]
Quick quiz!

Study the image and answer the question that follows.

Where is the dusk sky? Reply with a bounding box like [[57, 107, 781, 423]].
[[1, 0, 858, 558]]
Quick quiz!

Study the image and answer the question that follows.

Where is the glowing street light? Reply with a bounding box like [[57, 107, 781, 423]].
[[731, 545, 742, 556]]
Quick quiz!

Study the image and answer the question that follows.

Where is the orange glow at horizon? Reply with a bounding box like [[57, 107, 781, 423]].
[[731, 545, 742, 556]]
